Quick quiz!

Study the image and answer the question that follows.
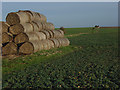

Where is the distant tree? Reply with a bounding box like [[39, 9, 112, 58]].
[[95, 25, 100, 28], [60, 27, 64, 30], [91, 25, 100, 33]]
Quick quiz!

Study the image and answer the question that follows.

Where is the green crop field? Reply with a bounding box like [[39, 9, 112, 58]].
[[2, 27, 119, 88]]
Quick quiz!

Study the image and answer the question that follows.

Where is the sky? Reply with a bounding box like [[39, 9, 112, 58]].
[[2, 2, 118, 28]]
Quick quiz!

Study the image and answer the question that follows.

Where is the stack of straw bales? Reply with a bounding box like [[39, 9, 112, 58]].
[[1, 10, 70, 55]]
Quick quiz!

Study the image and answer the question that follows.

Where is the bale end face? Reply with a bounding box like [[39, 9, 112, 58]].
[[2, 42, 17, 55], [14, 33, 29, 44], [9, 24, 24, 35], [19, 42, 34, 55], [2, 32, 13, 44], [6, 12, 20, 25], [0, 22, 10, 33]]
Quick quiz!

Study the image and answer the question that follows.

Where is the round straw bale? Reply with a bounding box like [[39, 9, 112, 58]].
[[42, 40, 49, 50], [35, 32, 46, 40], [39, 14, 47, 22], [33, 12, 41, 21], [41, 30, 50, 39], [6, 12, 31, 25], [22, 23, 34, 32], [41, 22, 47, 30], [46, 40, 52, 49], [43, 40, 50, 50], [19, 40, 45, 54], [58, 38, 70, 46], [19, 42, 34, 54], [61, 38, 67, 46], [48, 39, 55, 49], [56, 30, 63, 37], [41, 22, 54, 30], [14, 33, 29, 44], [57, 38, 63, 47], [9, 23, 33, 35], [50, 30, 56, 38], [46, 40, 51, 50], [2, 42, 17, 55], [18, 10, 37, 21], [46, 22, 55, 30], [30, 22, 39, 32], [63, 38, 70, 46], [26, 32, 39, 41], [37, 41, 44, 51], [18, 10, 47, 22], [51, 30, 62, 38], [56, 38, 63, 47], [46, 30, 54, 38], [61, 38, 69, 46], [9, 24, 24, 35], [16, 12, 30, 23], [0, 21, 10, 33], [57, 30, 64, 36], [29, 40, 40, 52], [49, 38, 59, 48], [14, 32, 39, 44], [33, 21, 43, 31], [2, 32, 13, 44]]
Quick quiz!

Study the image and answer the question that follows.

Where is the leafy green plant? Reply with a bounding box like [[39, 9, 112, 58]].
[[2, 28, 119, 88]]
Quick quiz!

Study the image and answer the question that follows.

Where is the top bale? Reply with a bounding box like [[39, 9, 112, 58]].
[[6, 10, 47, 25], [18, 10, 47, 22], [6, 12, 30, 25]]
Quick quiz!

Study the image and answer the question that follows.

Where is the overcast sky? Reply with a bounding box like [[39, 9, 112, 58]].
[[2, 2, 118, 28]]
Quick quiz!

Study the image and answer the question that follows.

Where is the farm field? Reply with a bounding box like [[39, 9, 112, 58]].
[[2, 27, 119, 88]]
